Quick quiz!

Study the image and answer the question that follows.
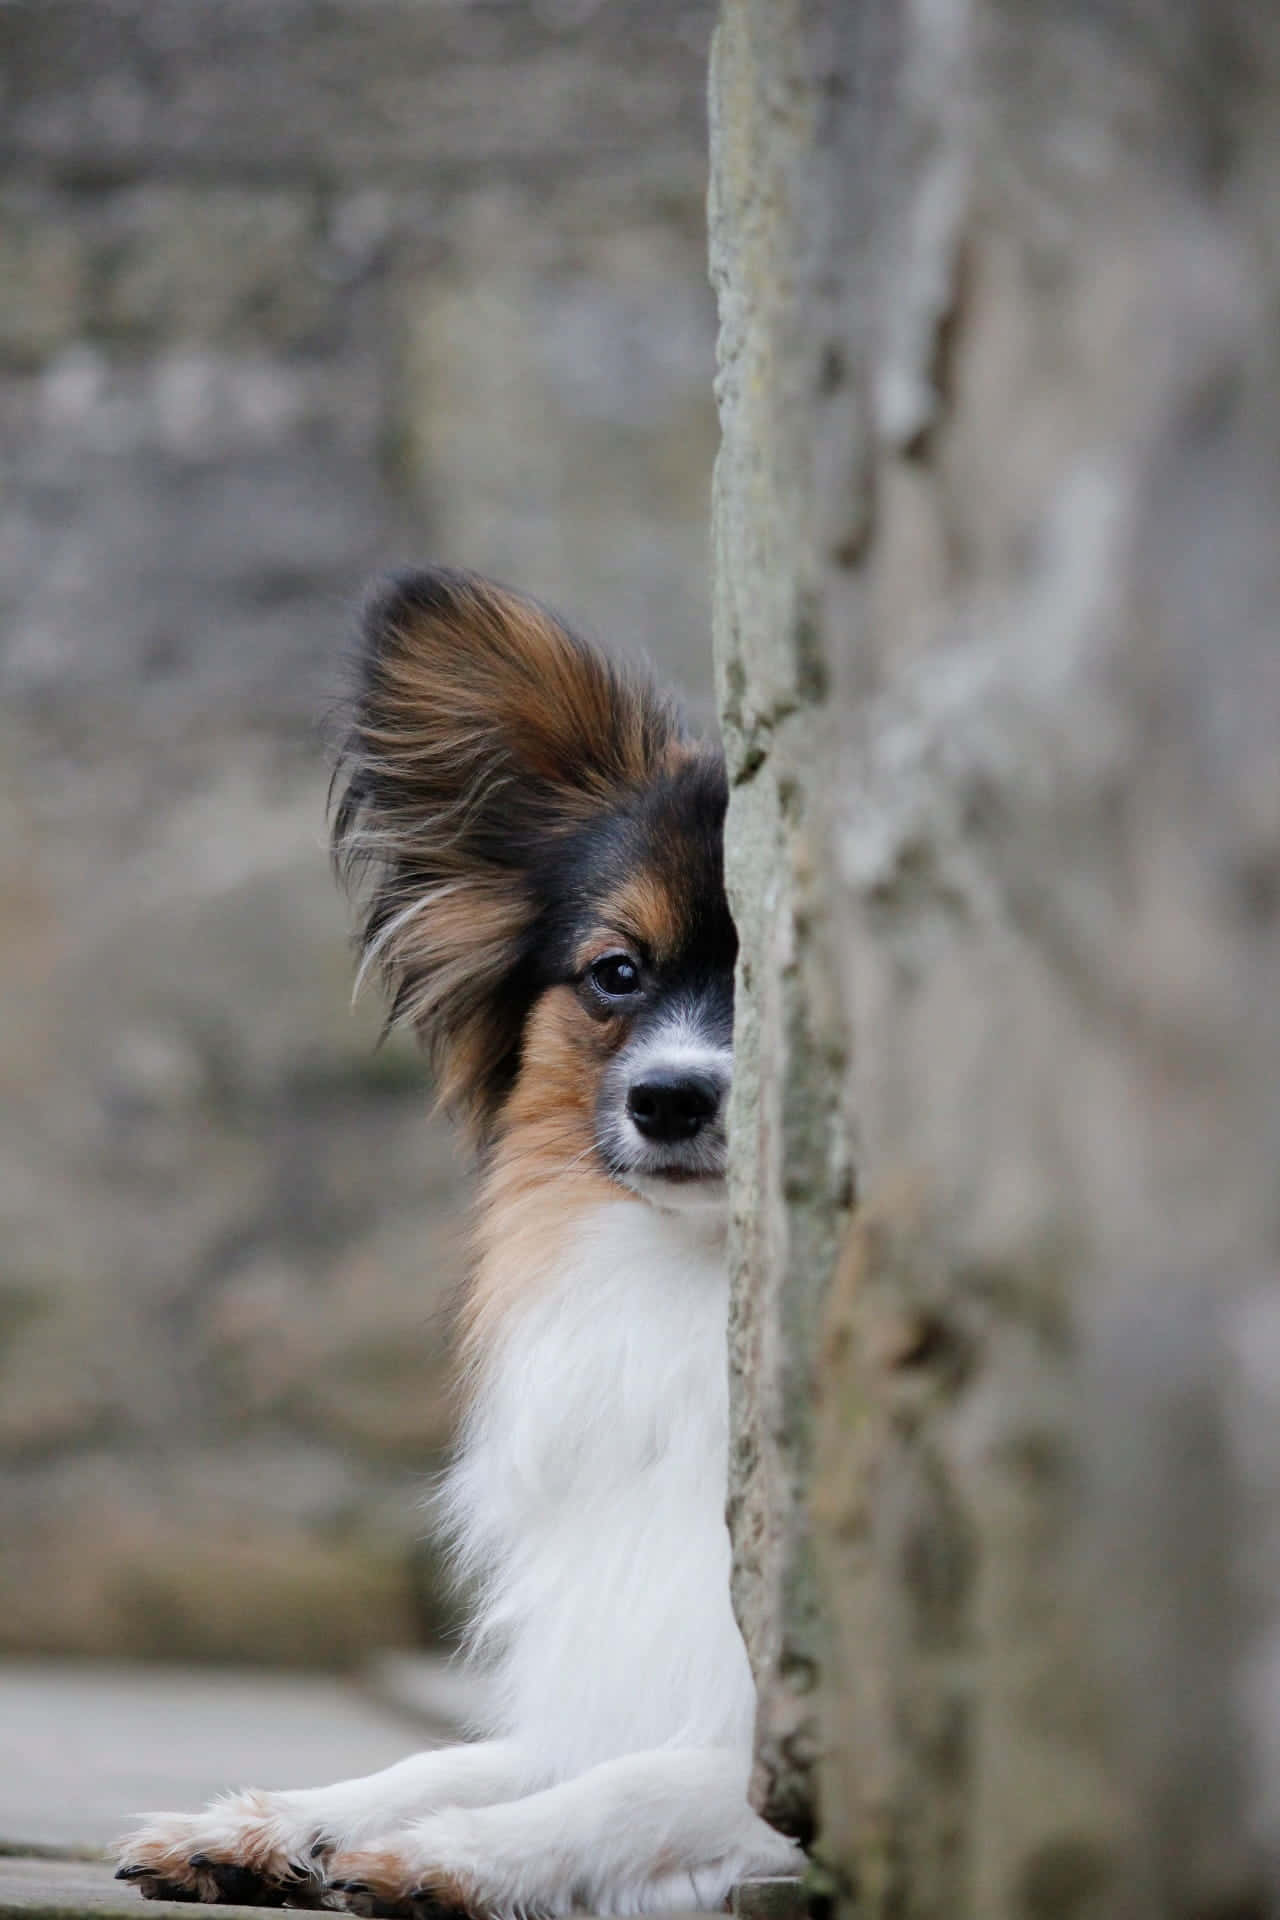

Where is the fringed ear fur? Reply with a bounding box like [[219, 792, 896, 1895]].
[[332, 568, 684, 1139]]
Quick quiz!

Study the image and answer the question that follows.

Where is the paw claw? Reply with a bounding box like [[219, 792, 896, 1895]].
[[114, 1794, 328, 1906]]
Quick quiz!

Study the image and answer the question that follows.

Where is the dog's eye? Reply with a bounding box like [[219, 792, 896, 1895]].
[[589, 952, 642, 1000]]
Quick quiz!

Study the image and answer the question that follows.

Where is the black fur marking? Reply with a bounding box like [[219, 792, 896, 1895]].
[[533, 755, 735, 1008]]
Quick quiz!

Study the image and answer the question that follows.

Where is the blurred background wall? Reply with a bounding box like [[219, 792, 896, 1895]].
[[0, 0, 717, 1663]]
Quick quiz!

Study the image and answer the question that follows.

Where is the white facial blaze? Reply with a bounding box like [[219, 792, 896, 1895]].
[[590, 1006, 734, 1213]]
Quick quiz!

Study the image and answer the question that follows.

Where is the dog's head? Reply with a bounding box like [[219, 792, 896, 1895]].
[[333, 569, 735, 1213]]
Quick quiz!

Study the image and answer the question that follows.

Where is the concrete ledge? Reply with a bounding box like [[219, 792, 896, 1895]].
[[0, 1858, 264, 1920], [0, 1858, 806, 1920], [731, 1881, 809, 1920]]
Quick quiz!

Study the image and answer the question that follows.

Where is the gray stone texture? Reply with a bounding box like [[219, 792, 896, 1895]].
[[0, 0, 718, 1660], [711, 2, 1280, 1915]]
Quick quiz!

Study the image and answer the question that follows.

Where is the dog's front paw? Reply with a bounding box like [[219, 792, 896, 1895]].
[[326, 1827, 479, 1920], [115, 1792, 334, 1906]]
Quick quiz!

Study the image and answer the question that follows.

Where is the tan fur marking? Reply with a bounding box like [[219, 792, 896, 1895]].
[[373, 580, 671, 817], [595, 870, 682, 964], [461, 986, 628, 1357], [117, 1793, 284, 1894], [328, 1845, 480, 1914], [388, 877, 530, 1114]]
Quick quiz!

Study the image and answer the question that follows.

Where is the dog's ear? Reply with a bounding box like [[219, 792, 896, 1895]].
[[332, 567, 682, 1137]]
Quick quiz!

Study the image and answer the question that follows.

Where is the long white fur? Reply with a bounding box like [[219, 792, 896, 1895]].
[[446, 1199, 754, 1773], [354, 1746, 791, 1915], [118, 1196, 799, 1912]]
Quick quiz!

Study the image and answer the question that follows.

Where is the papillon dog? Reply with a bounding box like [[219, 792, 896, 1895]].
[[115, 569, 802, 1916]]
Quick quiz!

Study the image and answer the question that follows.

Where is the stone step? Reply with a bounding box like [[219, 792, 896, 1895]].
[[0, 1857, 266, 1920], [0, 1861, 805, 1920], [0, 1662, 806, 1920]]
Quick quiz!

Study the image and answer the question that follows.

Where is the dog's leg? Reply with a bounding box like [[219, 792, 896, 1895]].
[[326, 1746, 802, 1918], [114, 1740, 533, 1905]]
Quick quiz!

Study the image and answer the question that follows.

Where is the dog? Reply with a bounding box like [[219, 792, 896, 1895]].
[[115, 568, 802, 1916]]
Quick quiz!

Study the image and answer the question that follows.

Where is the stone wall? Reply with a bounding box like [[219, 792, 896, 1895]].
[[712, 2, 1280, 1913], [0, 0, 718, 1660]]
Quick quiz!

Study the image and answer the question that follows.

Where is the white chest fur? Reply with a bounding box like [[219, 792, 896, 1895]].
[[445, 1198, 755, 1782]]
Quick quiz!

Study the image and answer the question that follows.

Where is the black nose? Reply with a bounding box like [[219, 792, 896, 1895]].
[[627, 1070, 721, 1143]]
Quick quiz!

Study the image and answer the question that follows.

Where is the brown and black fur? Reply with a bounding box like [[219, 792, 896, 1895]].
[[332, 567, 733, 1152]]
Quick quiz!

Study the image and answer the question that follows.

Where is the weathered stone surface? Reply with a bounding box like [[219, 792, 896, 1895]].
[[0, 1, 717, 1659], [729, 1877, 808, 1920], [710, 1, 856, 1843], [712, 1, 1280, 1914], [0, 1858, 266, 1920], [0, 3, 710, 186]]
